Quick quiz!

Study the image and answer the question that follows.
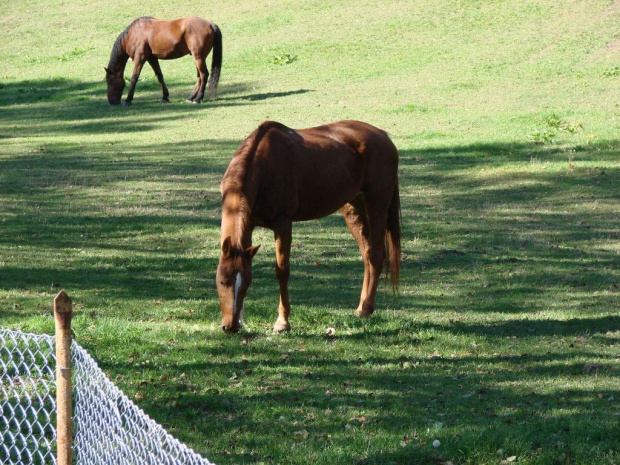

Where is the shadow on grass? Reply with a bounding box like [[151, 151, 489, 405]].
[[217, 88, 313, 102], [0, 78, 312, 137], [2, 126, 617, 318], [94, 321, 619, 464]]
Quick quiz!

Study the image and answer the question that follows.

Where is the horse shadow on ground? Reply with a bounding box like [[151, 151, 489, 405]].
[[217, 88, 313, 102], [0, 78, 313, 137]]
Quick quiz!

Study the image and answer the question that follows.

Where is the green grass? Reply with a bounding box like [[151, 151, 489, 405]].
[[1, 1, 619, 464]]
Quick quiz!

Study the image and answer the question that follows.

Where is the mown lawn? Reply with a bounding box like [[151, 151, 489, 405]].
[[1, 1, 619, 464]]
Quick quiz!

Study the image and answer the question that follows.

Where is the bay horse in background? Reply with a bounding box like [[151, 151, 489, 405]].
[[105, 17, 222, 105], [216, 120, 401, 333]]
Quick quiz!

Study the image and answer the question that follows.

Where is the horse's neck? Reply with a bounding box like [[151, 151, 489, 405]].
[[221, 190, 253, 248], [220, 132, 266, 248], [117, 54, 129, 71], [110, 53, 129, 74], [108, 34, 130, 73]]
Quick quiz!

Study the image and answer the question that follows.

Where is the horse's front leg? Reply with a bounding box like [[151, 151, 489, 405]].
[[148, 57, 170, 103], [273, 222, 292, 333], [123, 57, 146, 106]]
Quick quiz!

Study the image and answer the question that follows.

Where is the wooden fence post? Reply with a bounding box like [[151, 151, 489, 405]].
[[54, 290, 73, 465]]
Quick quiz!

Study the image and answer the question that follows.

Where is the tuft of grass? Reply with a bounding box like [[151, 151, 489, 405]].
[[270, 53, 298, 65]]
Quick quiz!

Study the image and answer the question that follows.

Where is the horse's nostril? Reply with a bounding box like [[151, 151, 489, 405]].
[[222, 325, 229, 332]]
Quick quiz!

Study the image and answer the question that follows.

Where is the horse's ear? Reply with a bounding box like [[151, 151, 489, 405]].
[[104, 67, 109, 73], [222, 236, 232, 257], [245, 245, 260, 260]]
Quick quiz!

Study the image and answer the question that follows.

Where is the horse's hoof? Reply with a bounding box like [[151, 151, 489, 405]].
[[355, 308, 373, 318], [186, 98, 195, 103], [161, 99, 170, 104], [273, 322, 291, 333], [122, 101, 132, 107]]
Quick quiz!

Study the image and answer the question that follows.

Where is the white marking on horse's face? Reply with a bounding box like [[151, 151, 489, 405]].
[[233, 272, 243, 317]]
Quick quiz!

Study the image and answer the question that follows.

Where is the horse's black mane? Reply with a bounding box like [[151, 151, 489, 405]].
[[107, 16, 154, 72]]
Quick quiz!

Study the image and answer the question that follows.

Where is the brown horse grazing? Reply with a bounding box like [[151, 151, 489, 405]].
[[105, 16, 222, 105], [216, 120, 401, 333]]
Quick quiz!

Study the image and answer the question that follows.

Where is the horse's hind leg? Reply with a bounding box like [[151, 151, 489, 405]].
[[341, 197, 373, 317], [362, 196, 390, 317], [343, 195, 388, 317], [187, 70, 200, 102], [148, 57, 169, 103], [190, 56, 209, 103]]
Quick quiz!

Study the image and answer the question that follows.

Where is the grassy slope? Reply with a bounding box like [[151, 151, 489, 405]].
[[1, 1, 619, 464]]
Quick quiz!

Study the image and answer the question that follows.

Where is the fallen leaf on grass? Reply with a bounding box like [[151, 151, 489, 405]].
[[501, 456, 517, 464]]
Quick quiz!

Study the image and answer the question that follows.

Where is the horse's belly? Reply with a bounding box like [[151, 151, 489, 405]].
[[292, 153, 365, 221], [153, 45, 190, 59], [150, 34, 190, 59], [293, 183, 361, 221]]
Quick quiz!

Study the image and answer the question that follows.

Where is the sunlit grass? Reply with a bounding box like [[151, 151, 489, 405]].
[[1, 0, 620, 464]]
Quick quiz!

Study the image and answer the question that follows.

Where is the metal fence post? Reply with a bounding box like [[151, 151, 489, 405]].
[[54, 290, 73, 465]]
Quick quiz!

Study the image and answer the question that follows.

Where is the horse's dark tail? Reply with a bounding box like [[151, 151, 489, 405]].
[[385, 182, 402, 292], [208, 23, 222, 100]]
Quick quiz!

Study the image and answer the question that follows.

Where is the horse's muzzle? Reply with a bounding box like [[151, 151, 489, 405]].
[[108, 99, 121, 105]]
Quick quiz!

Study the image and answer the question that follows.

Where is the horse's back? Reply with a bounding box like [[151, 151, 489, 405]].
[[314, 120, 397, 159], [297, 120, 398, 188], [329, 120, 398, 187], [252, 120, 398, 221], [150, 17, 211, 29], [147, 17, 215, 58], [304, 120, 398, 203]]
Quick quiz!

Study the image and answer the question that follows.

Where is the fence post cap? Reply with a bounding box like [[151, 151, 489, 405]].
[[54, 290, 73, 330]]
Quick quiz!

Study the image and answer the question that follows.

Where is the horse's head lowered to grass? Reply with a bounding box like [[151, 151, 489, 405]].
[[216, 236, 260, 333], [105, 67, 125, 105]]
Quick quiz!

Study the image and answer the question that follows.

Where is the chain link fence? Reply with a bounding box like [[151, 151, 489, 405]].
[[1, 328, 56, 465], [0, 328, 216, 465]]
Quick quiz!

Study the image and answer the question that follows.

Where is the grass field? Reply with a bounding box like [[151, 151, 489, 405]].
[[1, 1, 619, 463]]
